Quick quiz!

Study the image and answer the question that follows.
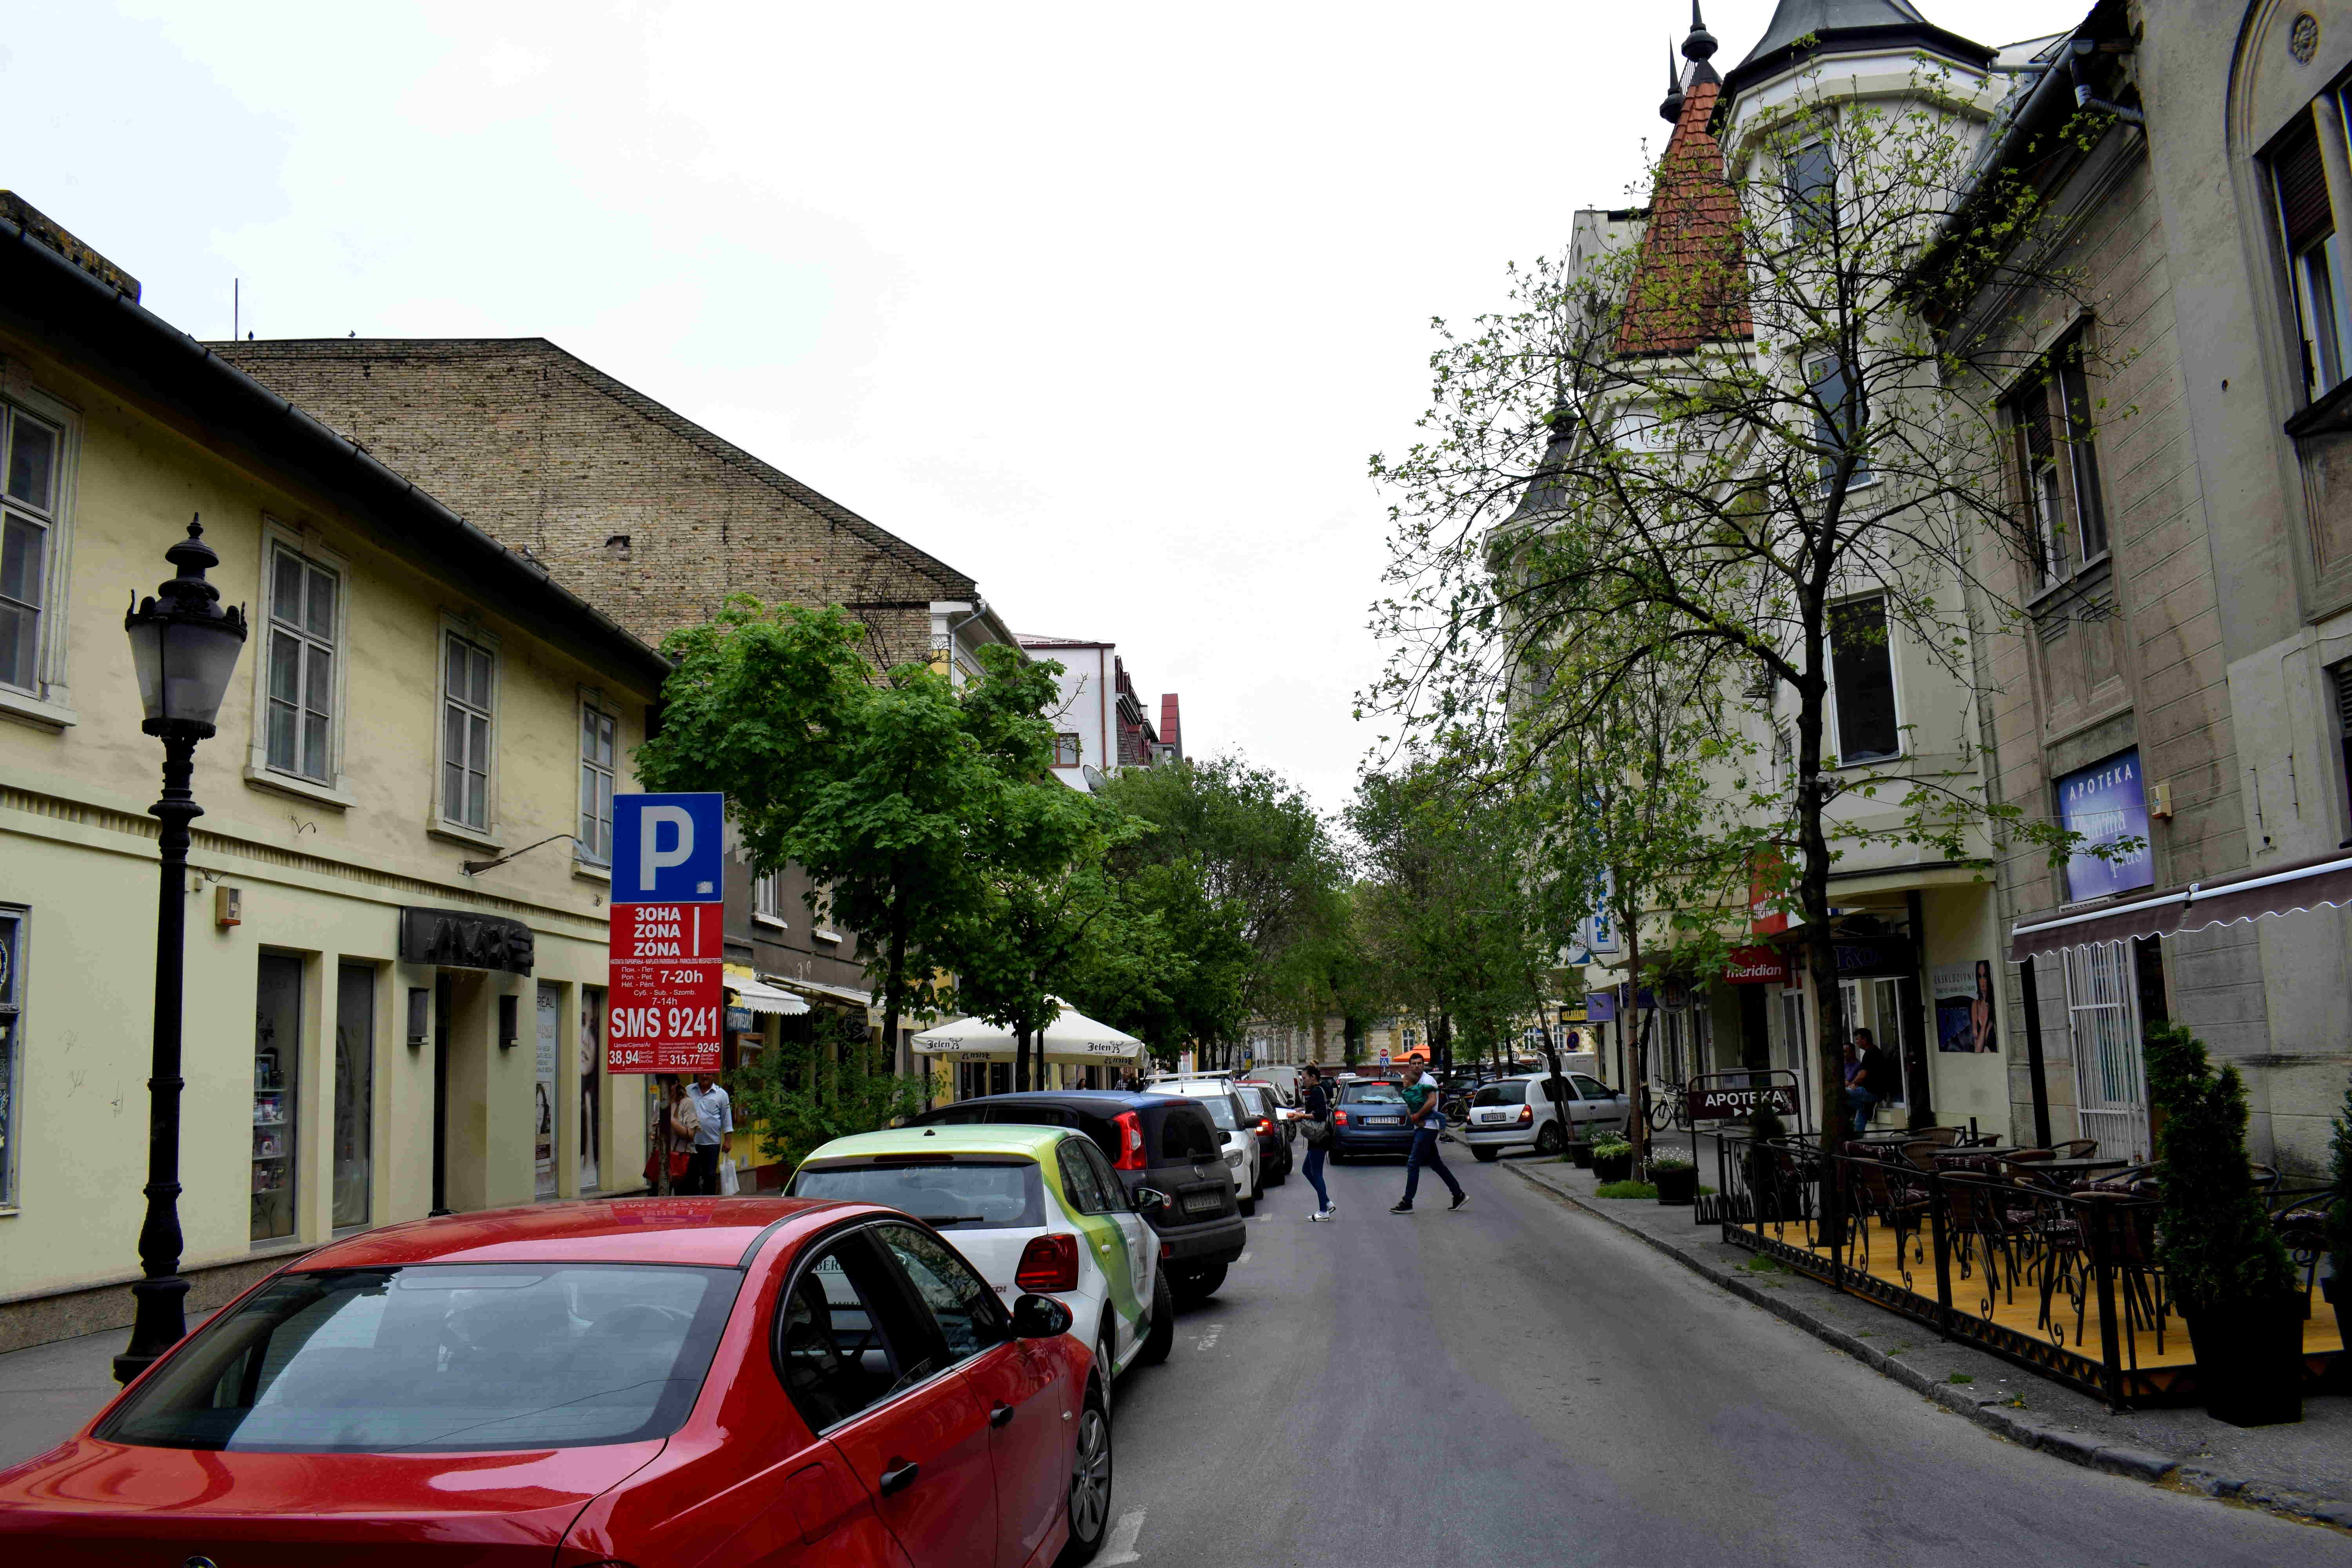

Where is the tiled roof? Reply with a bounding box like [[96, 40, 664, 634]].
[[1615, 78, 1751, 358]]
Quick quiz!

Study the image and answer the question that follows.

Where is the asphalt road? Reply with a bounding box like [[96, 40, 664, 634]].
[[1104, 1144, 2352, 1568]]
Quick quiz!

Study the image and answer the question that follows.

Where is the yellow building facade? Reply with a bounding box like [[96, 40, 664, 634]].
[[0, 207, 667, 1346]]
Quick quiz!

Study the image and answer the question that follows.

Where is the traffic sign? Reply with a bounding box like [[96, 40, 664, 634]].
[[608, 792, 726, 1074]]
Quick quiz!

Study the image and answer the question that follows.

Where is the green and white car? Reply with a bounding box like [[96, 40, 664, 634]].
[[788, 1124, 1172, 1405]]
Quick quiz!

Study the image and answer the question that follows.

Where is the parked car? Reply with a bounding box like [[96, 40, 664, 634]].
[[789, 1123, 1171, 1404], [1329, 1077, 1423, 1161], [1232, 1082, 1292, 1183], [1247, 1063, 1304, 1102], [1143, 1078, 1263, 1218], [1458, 1071, 1632, 1161], [904, 1090, 1247, 1307], [0, 1198, 1113, 1566]]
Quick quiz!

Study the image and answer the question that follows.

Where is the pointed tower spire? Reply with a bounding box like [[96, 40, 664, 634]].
[[1683, 2, 1720, 84], [1659, 38, 1686, 123]]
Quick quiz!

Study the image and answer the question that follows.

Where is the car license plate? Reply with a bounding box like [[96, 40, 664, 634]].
[[1183, 1193, 1223, 1214], [1367, 1115, 1404, 1126]]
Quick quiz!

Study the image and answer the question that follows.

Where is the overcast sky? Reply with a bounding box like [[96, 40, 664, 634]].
[[9, 0, 2080, 813]]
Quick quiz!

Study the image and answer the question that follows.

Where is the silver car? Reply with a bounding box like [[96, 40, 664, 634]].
[[1459, 1071, 1630, 1160]]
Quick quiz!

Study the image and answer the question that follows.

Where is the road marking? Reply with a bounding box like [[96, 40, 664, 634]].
[[1195, 1321, 1223, 1352], [1235, 1251, 1251, 1264], [1103, 1508, 1147, 1564]]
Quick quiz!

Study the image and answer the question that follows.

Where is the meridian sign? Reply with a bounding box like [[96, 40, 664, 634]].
[[606, 792, 726, 1074]]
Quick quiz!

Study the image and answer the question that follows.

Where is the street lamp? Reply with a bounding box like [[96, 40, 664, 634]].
[[114, 517, 247, 1386]]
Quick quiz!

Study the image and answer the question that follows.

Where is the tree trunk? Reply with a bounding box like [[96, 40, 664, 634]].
[[880, 892, 909, 1087], [1014, 1025, 1033, 1093], [1623, 895, 1648, 1169]]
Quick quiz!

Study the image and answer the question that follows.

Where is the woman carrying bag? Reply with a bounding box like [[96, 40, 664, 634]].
[[1300, 1063, 1336, 1221]]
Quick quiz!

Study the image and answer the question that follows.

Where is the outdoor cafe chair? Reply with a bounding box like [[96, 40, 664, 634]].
[[1899, 1140, 1943, 1172], [2075, 1191, 2169, 1360], [2054, 1138, 2098, 1159], [1847, 1155, 1929, 1276]]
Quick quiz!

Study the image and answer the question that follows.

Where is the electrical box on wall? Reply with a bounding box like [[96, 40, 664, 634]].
[[498, 994, 519, 1049], [214, 886, 242, 927], [406, 987, 430, 1048], [2148, 780, 2173, 821]]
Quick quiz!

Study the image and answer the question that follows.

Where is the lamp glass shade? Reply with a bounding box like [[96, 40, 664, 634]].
[[125, 613, 245, 731]]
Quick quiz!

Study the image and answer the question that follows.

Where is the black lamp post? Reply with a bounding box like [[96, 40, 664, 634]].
[[114, 517, 247, 1386]]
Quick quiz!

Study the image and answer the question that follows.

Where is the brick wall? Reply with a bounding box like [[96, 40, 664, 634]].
[[216, 339, 976, 665]]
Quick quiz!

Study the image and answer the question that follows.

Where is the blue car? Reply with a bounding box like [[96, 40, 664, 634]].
[[1330, 1078, 1420, 1161]]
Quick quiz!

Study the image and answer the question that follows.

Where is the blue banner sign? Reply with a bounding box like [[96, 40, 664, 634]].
[[2056, 750, 2153, 902]]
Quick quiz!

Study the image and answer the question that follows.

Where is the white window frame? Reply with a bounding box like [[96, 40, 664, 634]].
[[245, 522, 353, 808], [434, 619, 501, 845], [1805, 354, 1874, 491], [577, 692, 619, 866], [0, 376, 82, 730], [753, 866, 789, 929]]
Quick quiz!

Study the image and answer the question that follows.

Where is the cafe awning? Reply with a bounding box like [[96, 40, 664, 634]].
[[913, 1001, 1146, 1065], [723, 974, 810, 1015], [2008, 849, 2352, 962]]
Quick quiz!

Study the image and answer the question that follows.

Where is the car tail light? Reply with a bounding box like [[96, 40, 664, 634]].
[[1334, 1110, 1349, 1125], [1112, 1111, 1147, 1171], [1257, 1118, 1273, 1136], [1015, 1233, 1080, 1293], [1519, 1104, 1534, 1126]]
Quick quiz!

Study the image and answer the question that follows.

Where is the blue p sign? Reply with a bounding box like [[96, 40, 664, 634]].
[[612, 793, 726, 902]]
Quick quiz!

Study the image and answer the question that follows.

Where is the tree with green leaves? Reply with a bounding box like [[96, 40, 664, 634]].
[[635, 597, 1066, 1067], [1369, 67, 2113, 1155], [729, 1007, 928, 1170], [1085, 757, 1347, 1067]]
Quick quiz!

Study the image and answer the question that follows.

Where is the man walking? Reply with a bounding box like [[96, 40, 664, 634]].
[[685, 1071, 733, 1195], [1391, 1061, 1466, 1213]]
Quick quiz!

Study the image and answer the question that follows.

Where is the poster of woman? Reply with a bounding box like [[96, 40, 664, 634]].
[[1932, 962, 1999, 1053]]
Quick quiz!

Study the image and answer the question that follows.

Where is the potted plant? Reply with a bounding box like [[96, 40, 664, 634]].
[[1591, 1132, 1634, 1183], [1649, 1145, 1700, 1206], [2146, 1023, 2305, 1427], [1570, 1138, 1595, 1169]]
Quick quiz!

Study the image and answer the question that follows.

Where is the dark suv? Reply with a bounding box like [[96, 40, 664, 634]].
[[905, 1090, 1248, 1303]]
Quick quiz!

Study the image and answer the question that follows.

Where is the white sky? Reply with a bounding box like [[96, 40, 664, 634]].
[[7, 0, 2080, 812]]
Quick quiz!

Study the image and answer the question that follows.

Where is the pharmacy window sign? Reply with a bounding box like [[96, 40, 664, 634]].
[[2056, 750, 2154, 903]]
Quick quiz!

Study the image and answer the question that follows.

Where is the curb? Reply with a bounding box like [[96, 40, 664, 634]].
[[1503, 1160, 2350, 1531]]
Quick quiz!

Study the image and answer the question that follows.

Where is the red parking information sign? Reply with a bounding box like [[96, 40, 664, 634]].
[[606, 793, 725, 1074]]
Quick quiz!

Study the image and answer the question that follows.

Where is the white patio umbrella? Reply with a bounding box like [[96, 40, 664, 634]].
[[911, 998, 1145, 1064]]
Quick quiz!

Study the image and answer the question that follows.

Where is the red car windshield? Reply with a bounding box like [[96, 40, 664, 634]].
[[97, 1263, 739, 1454]]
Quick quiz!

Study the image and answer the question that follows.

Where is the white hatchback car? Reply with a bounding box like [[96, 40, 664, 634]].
[[1459, 1071, 1631, 1161], [1143, 1079, 1263, 1213], [788, 1123, 1172, 1406]]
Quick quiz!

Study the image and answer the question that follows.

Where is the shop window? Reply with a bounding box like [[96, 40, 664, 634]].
[[0, 908, 21, 1208], [332, 964, 372, 1230], [579, 704, 618, 862], [441, 633, 497, 833], [265, 546, 341, 783], [0, 405, 62, 697], [253, 953, 303, 1243], [1829, 595, 1900, 763], [580, 986, 604, 1192], [535, 983, 562, 1201], [2274, 113, 2352, 400]]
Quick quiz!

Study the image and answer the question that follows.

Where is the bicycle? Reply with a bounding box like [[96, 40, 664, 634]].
[[1646, 1082, 1691, 1132]]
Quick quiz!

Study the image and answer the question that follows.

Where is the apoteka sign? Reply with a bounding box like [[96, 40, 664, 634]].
[[606, 793, 726, 1074]]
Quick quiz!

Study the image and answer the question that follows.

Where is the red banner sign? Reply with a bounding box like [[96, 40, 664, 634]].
[[606, 901, 723, 1073], [1723, 945, 1791, 985]]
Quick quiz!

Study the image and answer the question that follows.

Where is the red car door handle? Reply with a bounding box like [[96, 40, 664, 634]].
[[989, 1401, 1015, 1428], [878, 1458, 920, 1497]]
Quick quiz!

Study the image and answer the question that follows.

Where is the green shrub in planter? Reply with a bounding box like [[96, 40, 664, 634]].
[[1648, 1147, 1700, 1205], [2147, 1023, 2304, 1427], [1592, 1132, 1634, 1183]]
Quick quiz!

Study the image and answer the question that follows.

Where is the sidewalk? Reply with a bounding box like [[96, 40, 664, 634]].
[[1503, 1154, 2352, 1530], [0, 1326, 124, 1471]]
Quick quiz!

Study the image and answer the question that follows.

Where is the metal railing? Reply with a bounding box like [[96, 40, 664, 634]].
[[1710, 1134, 2332, 1409]]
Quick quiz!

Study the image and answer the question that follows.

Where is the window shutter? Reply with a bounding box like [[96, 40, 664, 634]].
[[2334, 660, 2352, 736], [2278, 118, 2334, 254]]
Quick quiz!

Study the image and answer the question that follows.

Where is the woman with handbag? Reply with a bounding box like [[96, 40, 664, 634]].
[[1300, 1064, 1336, 1221]]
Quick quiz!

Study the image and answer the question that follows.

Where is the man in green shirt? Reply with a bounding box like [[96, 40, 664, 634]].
[[1392, 1063, 1466, 1213]]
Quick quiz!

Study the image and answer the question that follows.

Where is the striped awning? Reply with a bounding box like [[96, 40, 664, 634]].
[[724, 974, 809, 1015]]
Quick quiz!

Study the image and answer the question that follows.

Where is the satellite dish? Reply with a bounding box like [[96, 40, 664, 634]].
[[1081, 765, 1107, 791]]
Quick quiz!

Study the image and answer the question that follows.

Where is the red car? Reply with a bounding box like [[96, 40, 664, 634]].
[[0, 1197, 1113, 1566]]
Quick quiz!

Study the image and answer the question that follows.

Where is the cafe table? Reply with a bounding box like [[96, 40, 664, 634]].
[[2034, 1155, 2134, 1184]]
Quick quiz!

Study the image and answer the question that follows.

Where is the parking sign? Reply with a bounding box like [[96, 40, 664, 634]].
[[608, 793, 726, 1074]]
